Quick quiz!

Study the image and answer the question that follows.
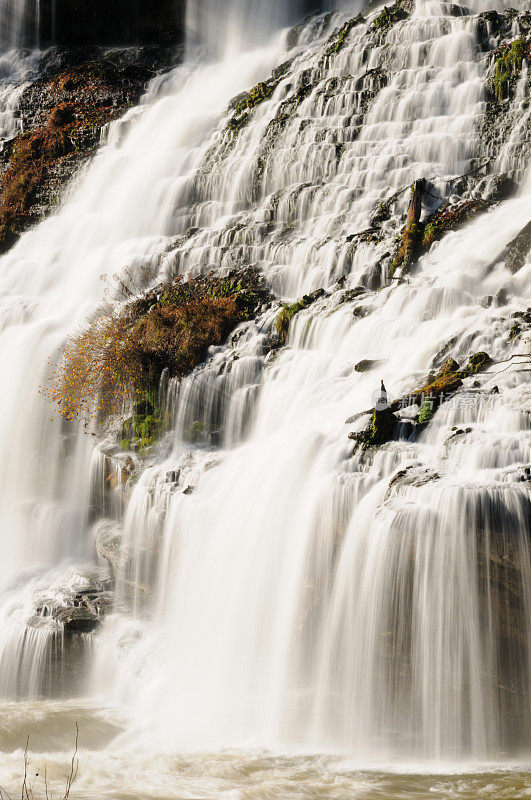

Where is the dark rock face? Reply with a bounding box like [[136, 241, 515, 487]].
[[53, 606, 101, 634], [505, 220, 531, 273], [34, 0, 185, 47]]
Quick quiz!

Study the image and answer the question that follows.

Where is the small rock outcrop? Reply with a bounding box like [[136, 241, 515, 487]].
[[275, 289, 325, 344]]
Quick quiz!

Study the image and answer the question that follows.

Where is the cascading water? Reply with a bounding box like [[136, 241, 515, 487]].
[[0, 0, 43, 148], [0, 0, 529, 795], [0, 0, 36, 50], [186, 0, 325, 56]]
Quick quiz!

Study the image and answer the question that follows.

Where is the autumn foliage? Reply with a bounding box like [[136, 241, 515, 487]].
[[46, 315, 142, 423], [45, 270, 270, 427]]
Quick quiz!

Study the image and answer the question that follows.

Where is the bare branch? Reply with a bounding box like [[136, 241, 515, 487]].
[[62, 723, 79, 800], [482, 353, 531, 382], [21, 736, 29, 800]]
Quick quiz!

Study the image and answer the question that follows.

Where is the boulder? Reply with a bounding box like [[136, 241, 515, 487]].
[[354, 359, 381, 373]]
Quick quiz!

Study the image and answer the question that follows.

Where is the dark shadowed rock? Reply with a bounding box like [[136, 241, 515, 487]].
[[37, 0, 185, 47], [53, 606, 101, 634], [355, 359, 381, 373]]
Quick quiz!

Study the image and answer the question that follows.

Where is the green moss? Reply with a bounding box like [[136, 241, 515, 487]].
[[276, 301, 306, 342], [492, 38, 527, 101], [509, 323, 521, 339], [418, 400, 434, 425], [466, 351, 492, 374], [414, 358, 462, 401], [275, 290, 324, 343], [189, 421, 205, 443], [421, 221, 437, 250], [325, 14, 364, 57], [350, 407, 398, 449], [227, 79, 279, 133], [121, 399, 164, 454], [240, 82, 274, 112], [374, 0, 410, 30], [389, 180, 425, 276], [369, 408, 396, 445]]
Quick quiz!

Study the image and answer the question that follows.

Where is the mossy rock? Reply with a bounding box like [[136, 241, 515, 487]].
[[466, 351, 492, 374], [276, 301, 306, 342], [491, 37, 528, 101], [355, 359, 380, 373], [421, 199, 490, 252], [121, 407, 162, 453], [369, 408, 397, 445], [53, 607, 100, 635], [188, 420, 205, 443], [0, 52, 166, 254], [418, 400, 435, 425], [227, 77, 280, 133], [275, 289, 324, 344], [414, 353, 491, 400], [373, 0, 413, 30], [389, 179, 425, 277], [415, 357, 462, 402], [324, 14, 364, 57], [349, 408, 398, 449], [479, 9, 502, 34]]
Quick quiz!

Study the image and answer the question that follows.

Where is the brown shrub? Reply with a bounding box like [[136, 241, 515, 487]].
[[45, 271, 270, 427], [46, 315, 145, 424]]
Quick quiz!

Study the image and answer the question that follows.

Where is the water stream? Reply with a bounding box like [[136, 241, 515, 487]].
[[0, 0, 528, 795]]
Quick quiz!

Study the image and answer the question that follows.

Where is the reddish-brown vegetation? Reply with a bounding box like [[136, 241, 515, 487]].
[[0, 57, 156, 252], [45, 270, 270, 427]]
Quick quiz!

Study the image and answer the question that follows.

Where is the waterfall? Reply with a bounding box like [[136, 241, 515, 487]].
[[186, 0, 325, 56], [0, 0, 37, 50], [0, 0, 528, 771], [102, 186, 531, 757]]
